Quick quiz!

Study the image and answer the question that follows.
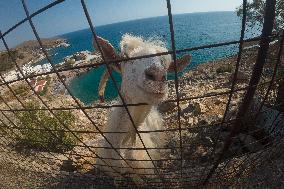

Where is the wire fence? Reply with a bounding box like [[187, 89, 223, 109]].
[[0, 0, 283, 188]]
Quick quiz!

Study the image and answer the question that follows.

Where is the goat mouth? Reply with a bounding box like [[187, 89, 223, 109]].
[[137, 85, 166, 97]]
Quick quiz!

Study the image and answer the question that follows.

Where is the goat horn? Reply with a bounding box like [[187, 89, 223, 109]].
[[98, 69, 111, 102]]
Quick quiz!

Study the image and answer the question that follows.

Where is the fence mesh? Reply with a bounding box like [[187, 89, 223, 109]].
[[0, 0, 283, 188]]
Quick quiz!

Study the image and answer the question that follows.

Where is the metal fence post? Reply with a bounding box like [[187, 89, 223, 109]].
[[203, 0, 277, 184]]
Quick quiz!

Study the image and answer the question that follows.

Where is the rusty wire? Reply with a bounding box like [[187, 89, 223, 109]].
[[0, 0, 283, 187]]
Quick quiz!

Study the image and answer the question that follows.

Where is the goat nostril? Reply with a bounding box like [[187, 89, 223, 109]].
[[145, 72, 155, 81]]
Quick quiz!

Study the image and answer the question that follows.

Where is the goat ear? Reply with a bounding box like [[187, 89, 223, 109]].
[[93, 37, 121, 73], [98, 69, 111, 102], [93, 37, 117, 60], [167, 55, 192, 73]]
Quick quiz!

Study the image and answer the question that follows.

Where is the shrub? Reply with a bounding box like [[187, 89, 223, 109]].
[[13, 84, 30, 97], [0, 51, 17, 72], [0, 124, 7, 135], [216, 65, 233, 74], [3, 83, 30, 102], [16, 102, 77, 152], [18, 53, 25, 59]]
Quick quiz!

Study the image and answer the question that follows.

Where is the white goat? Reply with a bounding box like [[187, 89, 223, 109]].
[[94, 34, 191, 183]]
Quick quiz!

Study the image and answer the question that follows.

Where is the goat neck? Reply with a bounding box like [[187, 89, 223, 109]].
[[120, 90, 152, 145]]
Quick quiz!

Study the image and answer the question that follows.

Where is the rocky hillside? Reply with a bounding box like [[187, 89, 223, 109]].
[[14, 38, 66, 50], [0, 38, 66, 73]]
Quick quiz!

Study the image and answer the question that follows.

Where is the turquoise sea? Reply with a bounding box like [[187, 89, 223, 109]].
[[42, 11, 260, 104]]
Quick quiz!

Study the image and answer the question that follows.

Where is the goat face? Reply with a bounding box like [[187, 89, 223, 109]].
[[94, 34, 191, 104], [120, 47, 171, 104]]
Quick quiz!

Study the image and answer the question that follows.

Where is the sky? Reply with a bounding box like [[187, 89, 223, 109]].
[[0, 0, 242, 50]]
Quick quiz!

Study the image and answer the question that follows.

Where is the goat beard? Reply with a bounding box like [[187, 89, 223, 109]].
[[122, 126, 137, 145], [121, 106, 151, 146]]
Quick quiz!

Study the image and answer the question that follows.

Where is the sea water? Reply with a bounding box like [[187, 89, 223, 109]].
[[41, 12, 260, 104]]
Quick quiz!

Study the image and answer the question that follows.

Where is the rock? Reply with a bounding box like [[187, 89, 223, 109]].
[[190, 145, 209, 163], [217, 114, 223, 119], [179, 92, 187, 98], [207, 88, 228, 95], [195, 145, 207, 156], [238, 134, 262, 152], [197, 118, 208, 126], [193, 102, 207, 115], [208, 84, 214, 89], [181, 116, 186, 123], [180, 103, 195, 115], [204, 137, 214, 146], [188, 117, 194, 124], [193, 117, 199, 125], [230, 71, 249, 82], [183, 117, 194, 126], [180, 103, 189, 110], [184, 71, 193, 78], [60, 159, 77, 172], [158, 101, 176, 113], [215, 98, 225, 105], [205, 115, 221, 124], [231, 100, 238, 106]]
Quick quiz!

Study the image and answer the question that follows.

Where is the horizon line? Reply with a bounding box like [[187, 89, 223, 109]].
[[60, 10, 235, 37], [1, 10, 236, 51]]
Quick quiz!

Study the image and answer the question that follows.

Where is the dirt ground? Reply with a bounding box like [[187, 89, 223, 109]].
[[0, 145, 283, 189]]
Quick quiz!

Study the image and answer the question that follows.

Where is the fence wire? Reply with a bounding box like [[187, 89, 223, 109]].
[[0, 0, 283, 188]]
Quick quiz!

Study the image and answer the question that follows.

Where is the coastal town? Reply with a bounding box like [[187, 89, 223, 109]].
[[0, 38, 100, 95]]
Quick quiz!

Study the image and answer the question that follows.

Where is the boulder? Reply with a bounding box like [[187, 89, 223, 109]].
[[187, 117, 194, 125], [230, 70, 249, 82], [193, 117, 199, 125], [180, 103, 195, 114], [215, 98, 225, 105], [193, 102, 207, 115], [231, 100, 238, 106], [60, 159, 77, 172], [238, 134, 262, 152], [158, 101, 176, 113]]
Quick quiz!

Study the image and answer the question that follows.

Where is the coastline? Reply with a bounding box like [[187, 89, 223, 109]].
[[0, 37, 70, 83], [1, 40, 280, 119], [1, 35, 279, 104]]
